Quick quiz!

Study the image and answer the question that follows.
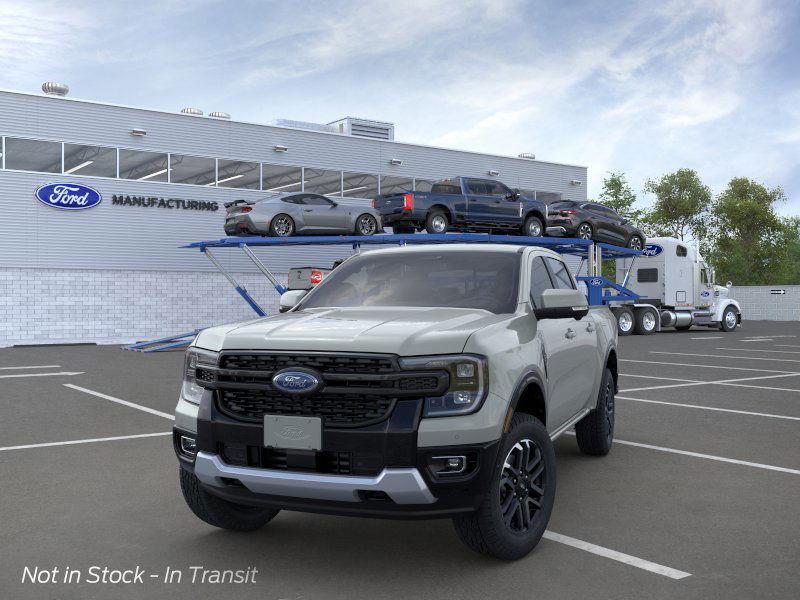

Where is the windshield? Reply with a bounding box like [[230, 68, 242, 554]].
[[299, 250, 521, 314]]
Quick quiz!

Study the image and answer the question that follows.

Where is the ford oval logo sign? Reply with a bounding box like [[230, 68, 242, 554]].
[[588, 277, 604, 287], [35, 183, 102, 210], [272, 369, 321, 395], [642, 244, 663, 257]]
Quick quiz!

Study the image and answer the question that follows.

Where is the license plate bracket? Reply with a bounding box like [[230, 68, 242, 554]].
[[264, 415, 322, 451]]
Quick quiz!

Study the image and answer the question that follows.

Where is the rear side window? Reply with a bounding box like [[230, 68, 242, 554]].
[[304, 195, 334, 206], [544, 257, 575, 290], [430, 180, 462, 194], [484, 181, 512, 197], [637, 268, 658, 283], [530, 257, 554, 308], [281, 195, 304, 204]]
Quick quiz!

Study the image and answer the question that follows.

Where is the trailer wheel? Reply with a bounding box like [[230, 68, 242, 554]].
[[614, 307, 634, 336], [633, 308, 657, 335], [719, 306, 738, 332]]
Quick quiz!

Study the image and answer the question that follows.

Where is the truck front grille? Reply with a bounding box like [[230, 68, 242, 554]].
[[220, 353, 396, 375], [218, 442, 382, 476]]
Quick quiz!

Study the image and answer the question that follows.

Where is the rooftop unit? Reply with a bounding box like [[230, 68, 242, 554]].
[[328, 117, 395, 141], [269, 119, 337, 134]]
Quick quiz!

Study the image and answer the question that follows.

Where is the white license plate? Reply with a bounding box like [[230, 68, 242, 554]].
[[264, 415, 322, 451]]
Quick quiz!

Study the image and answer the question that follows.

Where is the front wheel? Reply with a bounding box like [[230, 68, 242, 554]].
[[354, 213, 378, 236], [452, 413, 555, 561], [521, 215, 544, 237], [269, 214, 295, 237], [627, 235, 644, 251], [425, 210, 449, 234], [575, 368, 615, 456], [719, 307, 738, 332], [576, 222, 593, 240], [179, 469, 279, 531]]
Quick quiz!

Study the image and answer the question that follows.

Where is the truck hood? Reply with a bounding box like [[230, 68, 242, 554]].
[[194, 307, 507, 355]]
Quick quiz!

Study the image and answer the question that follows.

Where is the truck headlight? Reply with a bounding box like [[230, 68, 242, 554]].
[[181, 347, 219, 405], [399, 354, 488, 417]]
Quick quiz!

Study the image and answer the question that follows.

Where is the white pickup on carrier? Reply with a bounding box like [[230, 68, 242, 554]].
[[607, 236, 741, 335]]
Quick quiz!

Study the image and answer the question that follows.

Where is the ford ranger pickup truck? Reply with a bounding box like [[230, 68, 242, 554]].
[[372, 177, 549, 237], [174, 243, 618, 560]]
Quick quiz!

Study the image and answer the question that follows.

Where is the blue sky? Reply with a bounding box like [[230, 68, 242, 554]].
[[2, 0, 799, 213]]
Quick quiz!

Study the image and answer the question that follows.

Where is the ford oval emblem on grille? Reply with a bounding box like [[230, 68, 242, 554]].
[[272, 369, 321, 395]]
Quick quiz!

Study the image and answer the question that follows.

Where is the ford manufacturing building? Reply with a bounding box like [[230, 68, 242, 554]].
[[0, 85, 587, 347]]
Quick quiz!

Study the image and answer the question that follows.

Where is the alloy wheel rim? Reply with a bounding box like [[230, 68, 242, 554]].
[[432, 215, 447, 232], [359, 216, 376, 235], [619, 312, 633, 332], [578, 225, 592, 239], [528, 221, 542, 236], [629, 237, 643, 250], [643, 312, 656, 330], [725, 311, 737, 328], [274, 217, 292, 236], [499, 439, 546, 533]]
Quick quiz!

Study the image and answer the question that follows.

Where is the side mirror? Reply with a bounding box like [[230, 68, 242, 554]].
[[505, 191, 520, 201], [279, 289, 308, 312], [534, 288, 589, 320], [726, 281, 732, 288], [329, 201, 338, 208]]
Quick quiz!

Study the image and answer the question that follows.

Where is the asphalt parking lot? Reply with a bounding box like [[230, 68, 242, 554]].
[[2, 320, 799, 599]]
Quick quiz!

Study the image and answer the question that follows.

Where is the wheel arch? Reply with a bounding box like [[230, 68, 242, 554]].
[[524, 209, 546, 225], [428, 203, 454, 222], [604, 346, 618, 393], [504, 371, 547, 432]]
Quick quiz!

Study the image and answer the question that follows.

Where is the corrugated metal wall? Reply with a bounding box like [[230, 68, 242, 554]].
[[0, 89, 587, 274]]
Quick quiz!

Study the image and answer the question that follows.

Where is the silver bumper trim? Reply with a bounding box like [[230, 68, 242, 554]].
[[194, 452, 436, 505]]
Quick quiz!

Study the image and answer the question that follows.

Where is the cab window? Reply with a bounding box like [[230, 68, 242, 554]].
[[484, 181, 512, 197], [430, 179, 462, 194], [530, 257, 554, 308], [544, 257, 576, 290], [465, 179, 490, 195], [676, 245, 688, 257]]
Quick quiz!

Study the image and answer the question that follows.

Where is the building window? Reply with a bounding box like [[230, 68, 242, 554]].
[[4, 137, 61, 173], [379, 175, 413, 195], [217, 159, 260, 189], [304, 168, 342, 196], [414, 178, 436, 192], [170, 154, 216, 186], [341, 172, 378, 199], [63, 144, 117, 177], [262, 163, 302, 193], [119, 149, 169, 182]]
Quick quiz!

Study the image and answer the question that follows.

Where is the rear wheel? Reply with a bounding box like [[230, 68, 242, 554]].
[[425, 209, 449, 234], [179, 469, 279, 531], [627, 235, 644, 251], [269, 214, 295, 237], [634, 308, 657, 335], [614, 307, 634, 336], [575, 368, 615, 456], [522, 215, 544, 237], [354, 213, 378, 236], [576, 222, 593, 240], [453, 413, 555, 561], [719, 307, 738, 332]]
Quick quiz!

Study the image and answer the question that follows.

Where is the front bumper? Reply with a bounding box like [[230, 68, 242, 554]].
[[175, 390, 501, 519]]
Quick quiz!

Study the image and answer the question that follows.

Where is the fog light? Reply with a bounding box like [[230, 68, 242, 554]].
[[180, 435, 197, 457], [431, 455, 466, 475]]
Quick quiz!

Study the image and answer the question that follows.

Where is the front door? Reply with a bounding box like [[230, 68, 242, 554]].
[[301, 195, 349, 232], [464, 179, 518, 229]]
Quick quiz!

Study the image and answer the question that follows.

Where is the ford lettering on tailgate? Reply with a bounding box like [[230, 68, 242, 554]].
[[35, 183, 102, 210]]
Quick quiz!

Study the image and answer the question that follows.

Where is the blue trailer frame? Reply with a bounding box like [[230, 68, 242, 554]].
[[126, 234, 640, 352]]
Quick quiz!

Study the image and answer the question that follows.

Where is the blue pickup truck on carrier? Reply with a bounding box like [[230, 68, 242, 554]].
[[372, 177, 549, 236]]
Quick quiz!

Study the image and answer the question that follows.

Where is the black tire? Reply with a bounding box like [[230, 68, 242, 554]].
[[627, 235, 644, 251], [521, 215, 544, 237], [392, 224, 416, 234], [615, 307, 634, 336], [575, 368, 615, 456], [269, 214, 295, 237], [719, 306, 738, 332], [179, 469, 279, 532], [425, 209, 449, 234], [576, 222, 593, 240], [354, 213, 378, 236], [633, 308, 657, 335], [453, 413, 555, 561]]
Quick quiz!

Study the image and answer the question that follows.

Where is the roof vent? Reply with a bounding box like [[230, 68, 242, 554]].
[[42, 82, 69, 97], [328, 117, 394, 141], [209, 111, 230, 119], [180, 107, 203, 116], [518, 152, 536, 160]]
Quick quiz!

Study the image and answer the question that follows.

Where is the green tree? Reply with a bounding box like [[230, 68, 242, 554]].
[[598, 171, 643, 226], [642, 169, 711, 241], [705, 177, 789, 285]]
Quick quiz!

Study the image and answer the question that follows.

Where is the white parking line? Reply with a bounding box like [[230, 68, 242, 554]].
[[64, 384, 174, 420], [621, 374, 703, 383], [621, 359, 796, 374], [0, 364, 61, 370], [715, 347, 800, 354], [690, 336, 723, 340], [616, 396, 800, 421], [542, 531, 691, 580], [0, 432, 171, 452], [564, 432, 800, 475], [776, 344, 800, 349], [0, 371, 84, 379], [619, 373, 800, 393], [650, 351, 800, 364]]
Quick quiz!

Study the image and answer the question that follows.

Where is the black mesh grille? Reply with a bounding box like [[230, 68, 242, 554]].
[[398, 375, 439, 391], [218, 442, 379, 475], [218, 389, 395, 427], [220, 353, 396, 374]]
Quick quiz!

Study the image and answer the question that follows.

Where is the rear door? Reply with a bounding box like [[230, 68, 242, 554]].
[[533, 256, 598, 427]]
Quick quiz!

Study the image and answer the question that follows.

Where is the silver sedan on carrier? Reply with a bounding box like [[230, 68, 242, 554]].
[[224, 192, 383, 237]]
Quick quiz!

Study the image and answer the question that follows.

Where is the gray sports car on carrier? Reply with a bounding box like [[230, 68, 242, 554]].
[[224, 192, 383, 237]]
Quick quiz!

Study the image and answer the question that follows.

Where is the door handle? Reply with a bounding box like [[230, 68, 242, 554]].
[[586, 322, 595, 333], [565, 328, 576, 339]]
